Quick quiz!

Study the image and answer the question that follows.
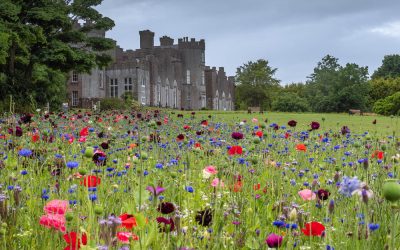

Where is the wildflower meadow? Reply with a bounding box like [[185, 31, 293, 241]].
[[0, 110, 399, 250]]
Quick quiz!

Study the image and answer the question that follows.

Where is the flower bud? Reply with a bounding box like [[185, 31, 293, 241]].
[[382, 179, 400, 202]]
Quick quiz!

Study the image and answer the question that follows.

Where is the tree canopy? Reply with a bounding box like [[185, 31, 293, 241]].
[[235, 59, 280, 110], [0, 0, 115, 111]]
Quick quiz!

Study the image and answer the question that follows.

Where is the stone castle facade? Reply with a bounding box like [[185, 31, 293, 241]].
[[67, 29, 235, 110]]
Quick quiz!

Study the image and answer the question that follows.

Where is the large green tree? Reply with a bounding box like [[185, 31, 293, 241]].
[[305, 55, 370, 112], [372, 54, 400, 79], [235, 59, 280, 110], [0, 0, 115, 111]]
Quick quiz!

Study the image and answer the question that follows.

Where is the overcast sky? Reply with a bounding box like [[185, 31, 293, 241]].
[[96, 0, 400, 84]]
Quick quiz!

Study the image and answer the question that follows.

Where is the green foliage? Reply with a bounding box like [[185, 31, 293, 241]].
[[373, 92, 400, 115], [372, 54, 400, 79], [235, 59, 280, 110], [100, 97, 141, 111], [369, 77, 400, 104], [271, 92, 310, 112], [304, 55, 370, 112], [0, 0, 115, 112]]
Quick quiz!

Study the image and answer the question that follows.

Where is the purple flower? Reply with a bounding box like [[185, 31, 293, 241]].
[[146, 186, 165, 196], [338, 176, 361, 197], [265, 233, 283, 248], [311, 121, 320, 130], [231, 132, 244, 140]]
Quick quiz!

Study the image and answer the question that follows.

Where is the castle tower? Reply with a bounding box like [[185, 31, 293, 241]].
[[139, 30, 155, 49]]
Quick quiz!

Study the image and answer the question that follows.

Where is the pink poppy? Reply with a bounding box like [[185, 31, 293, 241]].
[[39, 214, 66, 232], [252, 118, 258, 123], [211, 178, 224, 188], [117, 232, 132, 244], [298, 189, 316, 201], [44, 199, 69, 214], [204, 166, 218, 175], [78, 136, 87, 142]]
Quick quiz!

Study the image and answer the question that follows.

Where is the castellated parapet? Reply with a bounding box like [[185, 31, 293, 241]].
[[67, 29, 233, 110]]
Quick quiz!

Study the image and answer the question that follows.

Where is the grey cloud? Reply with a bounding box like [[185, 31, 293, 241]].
[[97, 0, 400, 83]]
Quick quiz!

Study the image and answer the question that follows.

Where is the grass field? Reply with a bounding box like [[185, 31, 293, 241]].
[[0, 110, 399, 250]]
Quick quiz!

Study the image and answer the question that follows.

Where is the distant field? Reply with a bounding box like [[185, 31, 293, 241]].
[[180, 111, 400, 136]]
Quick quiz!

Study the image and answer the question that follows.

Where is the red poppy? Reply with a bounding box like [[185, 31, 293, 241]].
[[63, 231, 87, 250], [296, 144, 307, 152], [255, 131, 263, 138], [32, 133, 40, 142], [371, 150, 384, 160], [194, 142, 202, 149], [285, 132, 291, 139], [183, 125, 191, 130], [119, 213, 137, 229], [79, 127, 89, 137], [253, 183, 261, 191], [228, 146, 243, 155], [233, 181, 243, 192], [201, 120, 208, 126], [81, 175, 101, 188], [301, 221, 325, 236]]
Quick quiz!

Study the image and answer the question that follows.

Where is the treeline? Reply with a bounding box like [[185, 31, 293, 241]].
[[235, 55, 400, 115], [0, 0, 115, 112]]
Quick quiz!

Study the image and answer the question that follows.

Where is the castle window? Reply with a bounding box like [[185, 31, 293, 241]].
[[124, 78, 132, 92], [99, 72, 104, 89], [186, 70, 190, 84], [110, 79, 118, 98], [201, 94, 206, 108], [72, 71, 78, 83], [72, 91, 78, 107], [201, 52, 205, 64], [141, 78, 145, 87], [141, 96, 146, 105], [201, 71, 205, 85]]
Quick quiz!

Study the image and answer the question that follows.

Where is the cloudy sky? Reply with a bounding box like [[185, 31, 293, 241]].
[[96, 0, 400, 84]]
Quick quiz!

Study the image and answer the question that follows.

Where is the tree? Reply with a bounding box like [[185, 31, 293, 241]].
[[235, 59, 280, 110], [373, 92, 400, 115], [271, 92, 310, 112], [369, 77, 400, 105], [305, 55, 370, 112], [0, 0, 115, 111], [372, 55, 400, 79]]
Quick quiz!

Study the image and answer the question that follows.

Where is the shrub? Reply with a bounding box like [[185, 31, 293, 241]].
[[271, 92, 310, 112], [373, 91, 400, 115]]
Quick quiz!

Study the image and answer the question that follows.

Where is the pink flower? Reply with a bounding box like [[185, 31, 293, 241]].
[[44, 200, 69, 215], [39, 214, 66, 232], [252, 118, 258, 123], [298, 189, 316, 201], [78, 136, 87, 142], [211, 178, 224, 188], [203, 166, 218, 178]]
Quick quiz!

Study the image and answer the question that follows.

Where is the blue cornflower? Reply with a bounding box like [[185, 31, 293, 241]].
[[326, 245, 335, 250], [88, 187, 97, 192], [338, 176, 361, 197], [66, 161, 79, 169], [18, 148, 32, 157], [106, 167, 114, 172], [69, 200, 77, 205], [89, 193, 97, 201], [368, 223, 380, 231], [42, 194, 49, 200], [273, 220, 285, 227], [20, 170, 28, 175], [185, 186, 194, 193], [156, 163, 163, 169], [144, 170, 149, 176]]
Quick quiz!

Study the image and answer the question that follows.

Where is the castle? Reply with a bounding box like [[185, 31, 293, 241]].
[[67, 29, 235, 110]]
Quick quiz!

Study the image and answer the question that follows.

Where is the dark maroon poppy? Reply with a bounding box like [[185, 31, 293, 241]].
[[177, 114, 183, 118], [156, 121, 162, 126], [288, 120, 297, 127], [273, 124, 280, 130], [196, 131, 204, 135], [156, 217, 175, 232], [195, 209, 213, 226], [231, 132, 244, 140], [92, 150, 106, 166], [311, 121, 320, 130], [157, 202, 175, 214], [317, 189, 330, 200], [176, 134, 185, 141], [20, 113, 33, 124], [100, 142, 109, 150], [372, 119, 377, 125], [16, 126, 23, 137], [136, 113, 142, 119], [191, 112, 196, 116]]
